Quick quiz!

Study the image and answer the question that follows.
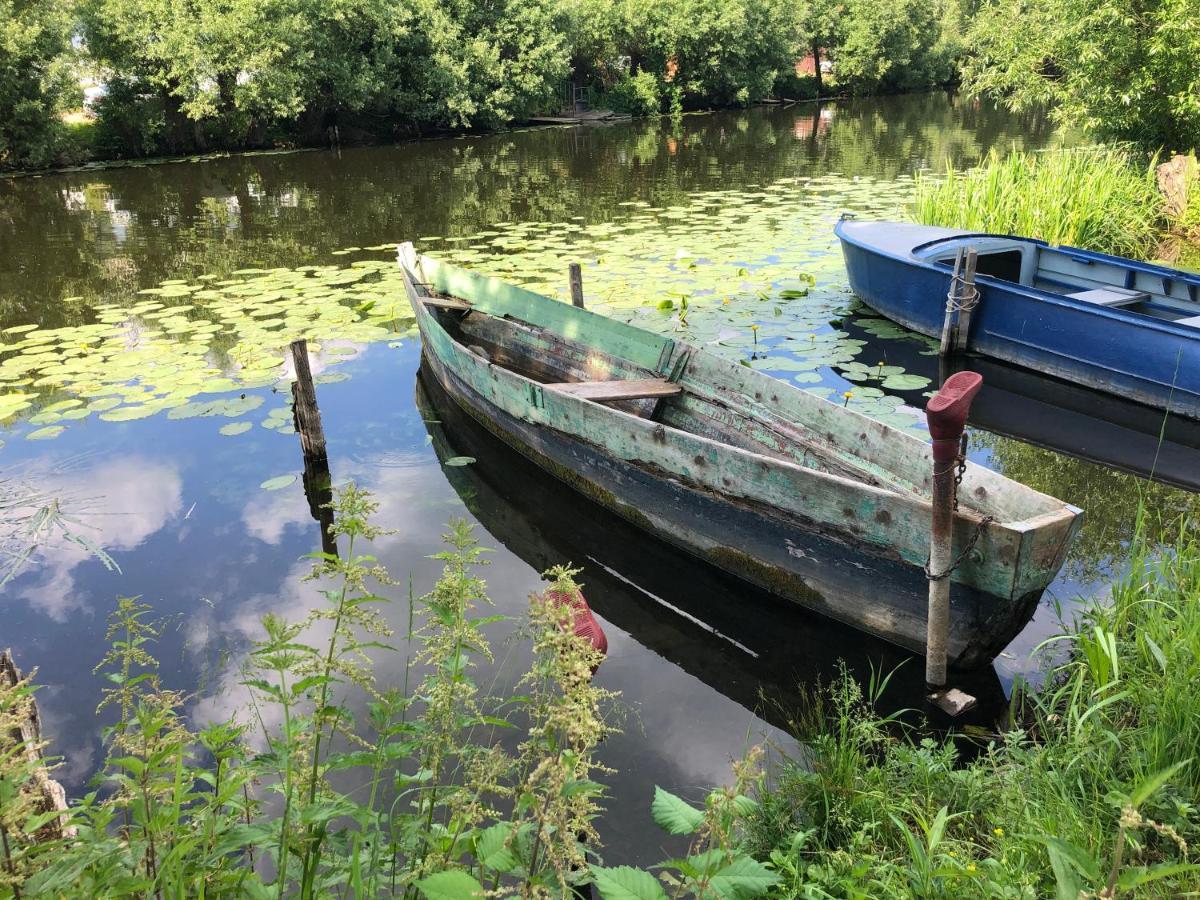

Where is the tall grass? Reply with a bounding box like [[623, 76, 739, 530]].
[[746, 507, 1200, 897], [912, 147, 1165, 258]]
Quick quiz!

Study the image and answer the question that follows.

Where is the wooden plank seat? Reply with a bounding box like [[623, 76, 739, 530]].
[[422, 295, 472, 310], [1066, 287, 1148, 307], [545, 378, 682, 402]]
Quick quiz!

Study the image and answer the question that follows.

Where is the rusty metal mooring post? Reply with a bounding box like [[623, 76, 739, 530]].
[[924, 370, 984, 691]]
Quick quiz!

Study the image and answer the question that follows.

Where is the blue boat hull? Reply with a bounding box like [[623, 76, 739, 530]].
[[836, 220, 1200, 419]]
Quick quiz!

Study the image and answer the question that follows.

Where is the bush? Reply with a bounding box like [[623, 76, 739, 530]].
[[912, 146, 1165, 258], [606, 69, 663, 117], [772, 72, 820, 101]]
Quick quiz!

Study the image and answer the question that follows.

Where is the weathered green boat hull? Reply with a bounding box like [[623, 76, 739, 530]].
[[401, 249, 1082, 666], [416, 366, 1011, 717], [420, 347, 1038, 667]]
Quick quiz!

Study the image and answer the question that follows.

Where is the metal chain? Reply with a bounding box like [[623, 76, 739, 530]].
[[924, 514, 996, 581], [952, 433, 968, 510]]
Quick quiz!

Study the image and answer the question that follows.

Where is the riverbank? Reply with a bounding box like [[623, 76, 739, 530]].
[[3, 497, 1198, 897], [743, 509, 1200, 896]]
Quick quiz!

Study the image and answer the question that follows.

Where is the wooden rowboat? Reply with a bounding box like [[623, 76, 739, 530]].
[[399, 244, 1082, 669], [836, 219, 1200, 417]]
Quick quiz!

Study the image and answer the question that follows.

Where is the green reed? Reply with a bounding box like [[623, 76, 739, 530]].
[[912, 147, 1164, 259], [743, 506, 1200, 897]]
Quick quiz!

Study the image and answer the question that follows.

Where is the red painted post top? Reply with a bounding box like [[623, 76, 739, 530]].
[[926, 371, 983, 460]]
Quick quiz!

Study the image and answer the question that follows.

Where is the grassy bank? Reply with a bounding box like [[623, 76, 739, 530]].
[[912, 146, 1167, 258], [744, 509, 1200, 897], [3, 488, 1199, 897]]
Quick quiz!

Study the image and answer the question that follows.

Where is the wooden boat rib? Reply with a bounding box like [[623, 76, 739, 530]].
[[399, 244, 1082, 668], [836, 219, 1200, 417]]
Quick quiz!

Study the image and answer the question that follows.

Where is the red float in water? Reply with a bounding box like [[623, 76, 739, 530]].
[[546, 586, 608, 664]]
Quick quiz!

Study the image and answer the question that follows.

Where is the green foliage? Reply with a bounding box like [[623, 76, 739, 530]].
[[833, 0, 958, 95], [962, 0, 1200, 151], [606, 69, 663, 117], [0, 0, 80, 169], [2, 487, 625, 897], [76, 0, 570, 156], [912, 147, 1165, 258], [742, 510, 1200, 897]]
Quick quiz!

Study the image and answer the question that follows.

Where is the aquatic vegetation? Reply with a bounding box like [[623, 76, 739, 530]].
[[431, 174, 933, 432], [912, 147, 1164, 258], [0, 258, 415, 442], [0, 174, 948, 446]]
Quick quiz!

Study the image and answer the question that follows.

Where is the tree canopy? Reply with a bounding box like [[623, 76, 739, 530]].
[[961, 0, 1200, 151], [0, 0, 78, 168]]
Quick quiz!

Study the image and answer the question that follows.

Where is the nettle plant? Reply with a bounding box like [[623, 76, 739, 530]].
[[1, 485, 779, 900]]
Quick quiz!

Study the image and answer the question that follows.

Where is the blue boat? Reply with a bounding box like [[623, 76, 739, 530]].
[[835, 219, 1200, 418]]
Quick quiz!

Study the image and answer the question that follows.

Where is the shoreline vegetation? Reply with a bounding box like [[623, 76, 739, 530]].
[[914, 147, 1200, 265], [6, 0, 1197, 175], [3, 0, 962, 173], [2, 488, 1199, 897]]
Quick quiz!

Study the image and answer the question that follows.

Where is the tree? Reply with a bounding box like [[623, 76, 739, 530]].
[[801, 0, 844, 94], [0, 0, 78, 169], [962, 0, 1200, 151], [829, 0, 955, 95]]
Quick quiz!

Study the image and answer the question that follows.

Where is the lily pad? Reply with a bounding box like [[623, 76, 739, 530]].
[[259, 474, 297, 491], [882, 374, 932, 391], [219, 421, 253, 436], [26, 425, 65, 440], [445, 456, 476, 467]]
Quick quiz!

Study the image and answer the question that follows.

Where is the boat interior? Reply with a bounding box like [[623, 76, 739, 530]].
[[424, 299, 1044, 523], [915, 235, 1200, 328]]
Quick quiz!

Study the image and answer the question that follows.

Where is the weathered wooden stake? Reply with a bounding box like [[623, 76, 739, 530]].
[[290, 339, 336, 555], [290, 339, 327, 461], [568, 263, 585, 308], [923, 371, 984, 693], [950, 249, 979, 354], [938, 248, 965, 357], [1, 650, 73, 841]]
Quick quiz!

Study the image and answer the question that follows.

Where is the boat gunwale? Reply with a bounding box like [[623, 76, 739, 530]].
[[399, 246, 1078, 539]]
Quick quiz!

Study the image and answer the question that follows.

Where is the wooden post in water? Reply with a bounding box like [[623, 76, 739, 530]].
[[291, 339, 326, 461], [923, 372, 984, 695], [939, 248, 980, 357], [569, 263, 585, 308], [290, 339, 336, 556], [938, 248, 964, 357], [950, 249, 979, 354]]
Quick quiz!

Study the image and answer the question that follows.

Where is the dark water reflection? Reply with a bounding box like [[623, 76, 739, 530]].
[[3, 93, 1196, 864]]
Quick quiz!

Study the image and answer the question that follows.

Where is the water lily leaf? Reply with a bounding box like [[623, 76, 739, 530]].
[[445, 456, 476, 467], [219, 421, 253, 436], [100, 405, 159, 422], [882, 374, 932, 391], [26, 425, 66, 440], [259, 474, 297, 491]]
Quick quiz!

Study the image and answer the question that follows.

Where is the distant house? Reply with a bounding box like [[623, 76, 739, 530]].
[[795, 54, 833, 77]]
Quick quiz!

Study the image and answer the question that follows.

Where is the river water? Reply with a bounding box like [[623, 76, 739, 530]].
[[3, 93, 1197, 864]]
